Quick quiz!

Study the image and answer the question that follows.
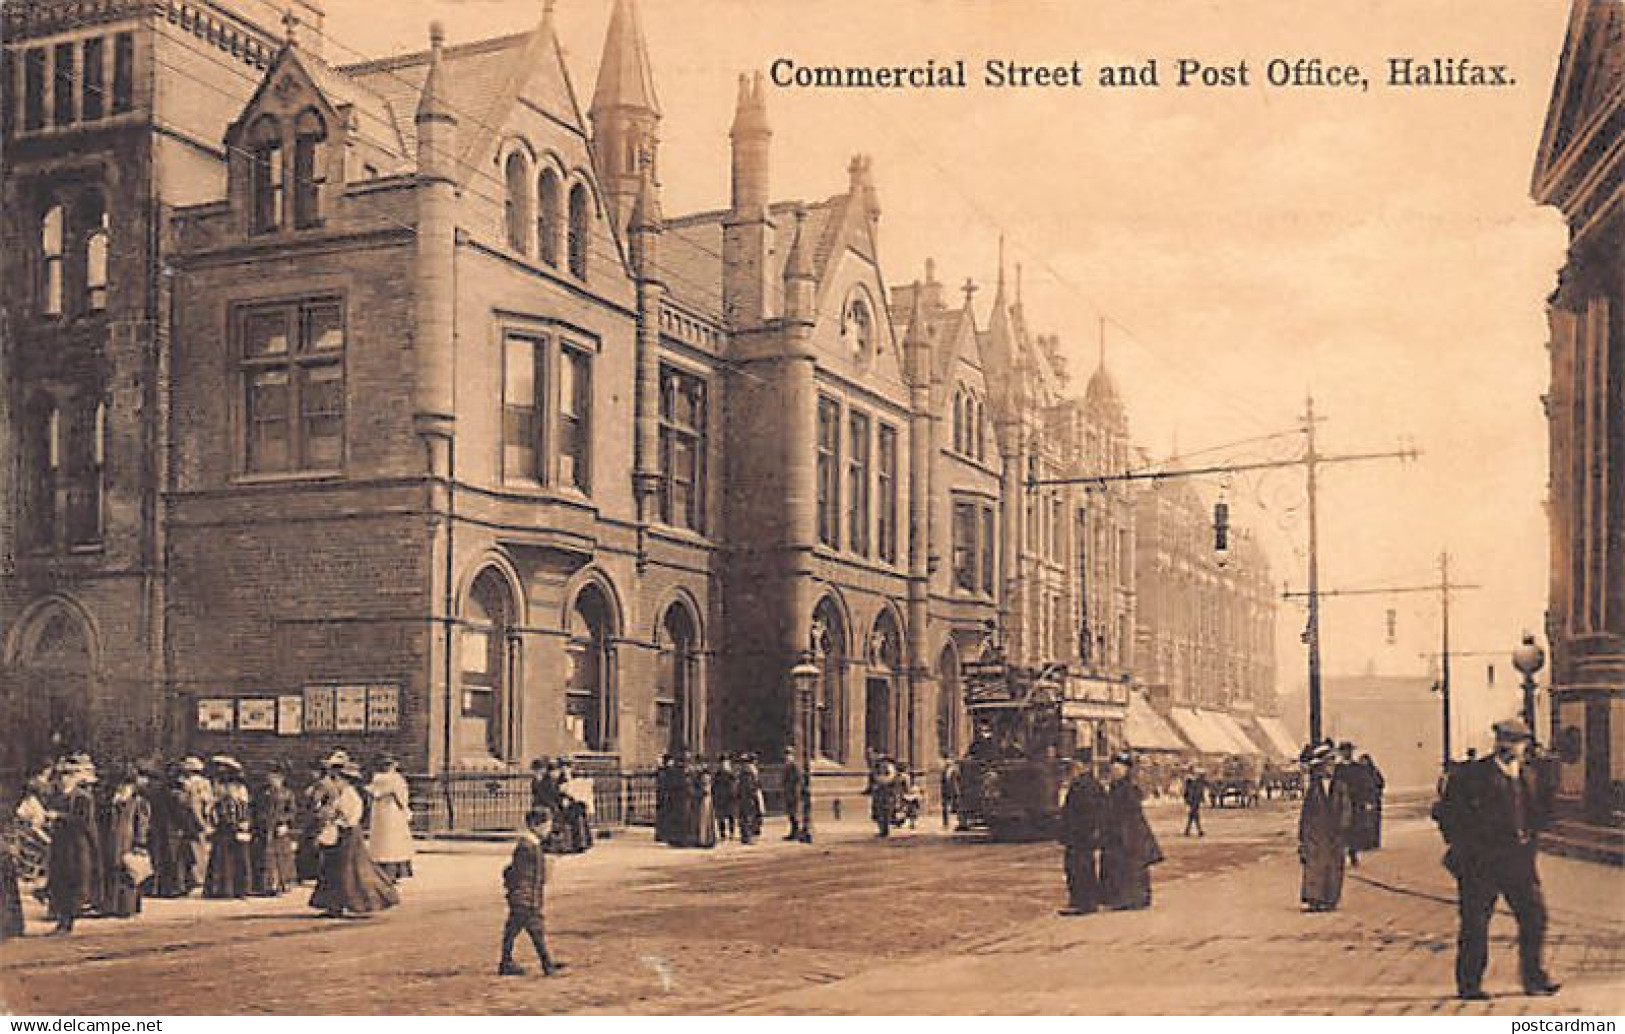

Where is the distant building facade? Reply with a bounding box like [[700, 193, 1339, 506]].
[[1531, 0, 1625, 826], [1134, 476, 1281, 757]]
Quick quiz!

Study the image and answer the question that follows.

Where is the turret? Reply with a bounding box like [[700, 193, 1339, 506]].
[[781, 205, 815, 326], [730, 72, 771, 214], [413, 21, 457, 443], [589, 0, 661, 238], [723, 72, 773, 329]]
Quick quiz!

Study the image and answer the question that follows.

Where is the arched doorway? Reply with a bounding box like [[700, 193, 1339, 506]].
[[657, 603, 699, 756], [460, 571, 517, 762], [567, 582, 617, 754], [810, 596, 847, 763], [8, 604, 95, 774], [937, 643, 961, 759], [866, 609, 904, 761]]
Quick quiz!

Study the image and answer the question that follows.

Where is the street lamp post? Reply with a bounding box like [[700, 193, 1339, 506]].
[[789, 653, 821, 838], [1511, 632, 1546, 738]]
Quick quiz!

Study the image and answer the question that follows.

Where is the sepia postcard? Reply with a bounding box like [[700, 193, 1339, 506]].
[[0, 0, 1622, 1021]]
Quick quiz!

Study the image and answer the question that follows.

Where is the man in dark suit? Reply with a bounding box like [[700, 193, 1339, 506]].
[[1434, 717, 1560, 1001], [782, 748, 811, 843], [1057, 756, 1106, 915]]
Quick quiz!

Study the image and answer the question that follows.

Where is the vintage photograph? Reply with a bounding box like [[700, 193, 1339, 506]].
[[0, 0, 1622, 1018]]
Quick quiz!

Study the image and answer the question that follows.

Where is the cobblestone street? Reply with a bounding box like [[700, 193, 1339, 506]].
[[2, 797, 1620, 1015]]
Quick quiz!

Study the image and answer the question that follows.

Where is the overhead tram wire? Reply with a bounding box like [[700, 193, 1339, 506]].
[[843, 89, 1285, 437]]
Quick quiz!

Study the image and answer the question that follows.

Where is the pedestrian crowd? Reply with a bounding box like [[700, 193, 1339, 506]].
[[1, 747, 412, 938], [651, 751, 770, 848]]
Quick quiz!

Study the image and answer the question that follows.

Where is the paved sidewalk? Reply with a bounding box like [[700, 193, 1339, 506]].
[[730, 813, 1625, 1016]]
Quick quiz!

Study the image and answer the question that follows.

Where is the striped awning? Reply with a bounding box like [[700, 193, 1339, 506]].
[[1124, 693, 1186, 752]]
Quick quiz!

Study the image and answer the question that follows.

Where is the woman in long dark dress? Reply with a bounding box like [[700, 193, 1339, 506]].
[[205, 758, 253, 899], [553, 763, 594, 854], [1099, 752, 1164, 911], [309, 761, 398, 917], [253, 764, 298, 896], [1298, 746, 1352, 911], [101, 767, 151, 918], [1, 814, 26, 939], [690, 762, 718, 849], [46, 761, 101, 933]]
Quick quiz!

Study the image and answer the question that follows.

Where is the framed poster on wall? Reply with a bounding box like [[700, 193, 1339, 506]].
[[237, 697, 276, 732], [303, 685, 336, 733], [276, 695, 304, 736], [366, 685, 400, 732], [197, 698, 236, 732], [335, 686, 368, 732]]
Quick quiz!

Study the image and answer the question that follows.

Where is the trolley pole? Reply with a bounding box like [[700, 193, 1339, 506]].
[[1304, 396, 1324, 744]]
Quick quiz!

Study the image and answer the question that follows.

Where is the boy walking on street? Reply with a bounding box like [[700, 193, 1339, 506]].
[[498, 809, 567, 977]]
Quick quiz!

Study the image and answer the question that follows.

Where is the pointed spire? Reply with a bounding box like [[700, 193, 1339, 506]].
[[592, 0, 660, 118], [1015, 262, 1023, 309], [784, 205, 813, 282], [416, 21, 455, 129], [282, 7, 299, 47]]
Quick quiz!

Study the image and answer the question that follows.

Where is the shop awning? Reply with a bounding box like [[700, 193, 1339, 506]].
[[1209, 711, 1263, 755], [1166, 707, 1235, 754], [1062, 700, 1127, 722], [1249, 715, 1301, 759], [1124, 694, 1186, 752]]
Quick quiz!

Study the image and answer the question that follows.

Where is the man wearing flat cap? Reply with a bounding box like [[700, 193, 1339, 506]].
[[1433, 717, 1560, 1001]]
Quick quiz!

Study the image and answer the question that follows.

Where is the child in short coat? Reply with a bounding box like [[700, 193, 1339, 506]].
[[498, 809, 567, 977]]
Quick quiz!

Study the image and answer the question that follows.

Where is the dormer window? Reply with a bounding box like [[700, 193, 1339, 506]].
[[249, 115, 283, 234], [292, 108, 326, 228], [537, 167, 561, 269], [505, 151, 531, 255]]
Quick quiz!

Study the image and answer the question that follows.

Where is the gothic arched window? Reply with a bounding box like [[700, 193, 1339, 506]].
[[461, 570, 517, 761], [248, 115, 283, 233], [292, 108, 326, 228], [537, 167, 561, 269], [40, 203, 64, 316], [84, 193, 109, 312], [567, 182, 589, 279], [504, 150, 531, 255]]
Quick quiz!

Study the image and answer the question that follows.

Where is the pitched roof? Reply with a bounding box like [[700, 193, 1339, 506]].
[[338, 19, 584, 182]]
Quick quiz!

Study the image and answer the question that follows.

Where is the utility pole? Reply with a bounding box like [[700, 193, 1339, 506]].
[[1440, 551, 1454, 766], [1028, 399, 1416, 748], [1285, 552, 1480, 764]]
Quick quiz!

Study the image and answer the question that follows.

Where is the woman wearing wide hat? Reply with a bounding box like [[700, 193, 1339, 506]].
[[309, 758, 399, 918], [252, 761, 298, 896], [205, 756, 253, 899], [1298, 743, 1352, 912], [101, 764, 152, 917], [1098, 751, 1164, 911], [45, 758, 101, 933], [365, 755, 415, 881]]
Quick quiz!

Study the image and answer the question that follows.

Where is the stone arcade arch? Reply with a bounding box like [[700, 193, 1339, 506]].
[[810, 595, 848, 763], [4, 598, 98, 778], [656, 599, 702, 756]]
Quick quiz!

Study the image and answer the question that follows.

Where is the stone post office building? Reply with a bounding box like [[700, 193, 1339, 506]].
[[1, 0, 1277, 806]]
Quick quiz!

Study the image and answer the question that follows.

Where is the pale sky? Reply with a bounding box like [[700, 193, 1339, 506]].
[[320, 0, 1572, 748]]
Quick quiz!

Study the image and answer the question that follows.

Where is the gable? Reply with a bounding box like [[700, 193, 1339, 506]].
[[1533, 0, 1625, 202], [813, 247, 904, 390]]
